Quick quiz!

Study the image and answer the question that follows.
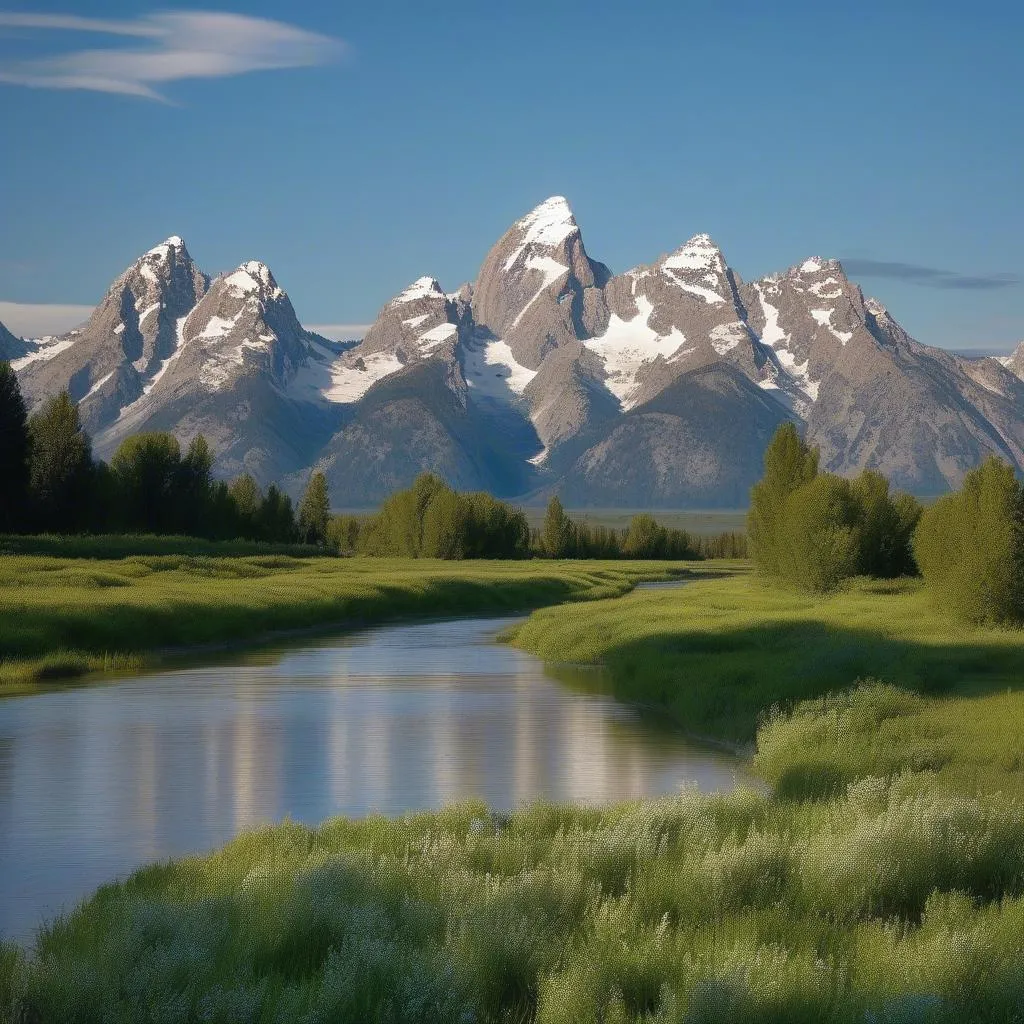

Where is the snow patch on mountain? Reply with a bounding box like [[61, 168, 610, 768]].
[[9, 336, 75, 371], [811, 308, 853, 344], [324, 352, 405, 403], [224, 262, 283, 300], [660, 236, 728, 305], [586, 295, 687, 406], [82, 371, 114, 401], [418, 322, 457, 350], [463, 337, 537, 399], [508, 255, 569, 330], [402, 313, 431, 329], [394, 277, 444, 304]]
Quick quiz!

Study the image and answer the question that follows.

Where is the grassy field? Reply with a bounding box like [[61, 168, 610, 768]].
[[3, 566, 1024, 1021], [0, 554, 690, 694]]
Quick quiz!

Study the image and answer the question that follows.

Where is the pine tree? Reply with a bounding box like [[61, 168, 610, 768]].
[[297, 470, 331, 545], [0, 362, 30, 532], [229, 474, 263, 537], [27, 391, 94, 533], [177, 434, 214, 536]]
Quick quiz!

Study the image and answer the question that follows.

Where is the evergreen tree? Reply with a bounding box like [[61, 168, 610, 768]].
[[27, 391, 94, 533], [109, 432, 182, 534], [542, 495, 574, 558], [177, 434, 213, 536], [297, 470, 331, 545], [256, 484, 296, 542], [229, 474, 263, 537], [748, 422, 819, 578], [0, 362, 30, 532]]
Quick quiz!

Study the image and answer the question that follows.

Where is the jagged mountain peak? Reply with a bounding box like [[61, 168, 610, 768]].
[[509, 196, 579, 253], [220, 260, 285, 301], [392, 277, 446, 305]]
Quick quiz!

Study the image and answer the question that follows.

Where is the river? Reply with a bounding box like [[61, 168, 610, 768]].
[[0, 609, 747, 944]]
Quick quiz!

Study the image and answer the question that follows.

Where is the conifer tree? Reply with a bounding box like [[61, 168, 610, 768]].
[[297, 470, 331, 545], [27, 391, 94, 533], [0, 362, 30, 532]]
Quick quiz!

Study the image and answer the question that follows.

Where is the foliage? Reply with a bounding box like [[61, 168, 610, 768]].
[[748, 424, 920, 592], [747, 421, 818, 577], [0, 362, 29, 533], [542, 495, 574, 557], [297, 470, 331, 545], [27, 391, 95, 533], [358, 474, 530, 559], [914, 455, 1024, 624]]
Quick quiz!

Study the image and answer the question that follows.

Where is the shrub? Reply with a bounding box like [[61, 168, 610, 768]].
[[914, 455, 1024, 624]]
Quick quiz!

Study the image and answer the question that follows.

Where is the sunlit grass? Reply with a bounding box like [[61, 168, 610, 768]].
[[0, 555, 694, 692], [4, 782, 1023, 1022]]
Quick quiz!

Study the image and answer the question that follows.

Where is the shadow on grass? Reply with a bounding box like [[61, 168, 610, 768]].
[[548, 617, 1024, 749]]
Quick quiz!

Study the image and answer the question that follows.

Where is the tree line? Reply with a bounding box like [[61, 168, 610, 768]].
[[327, 475, 746, 561], [1, 365, 743, 561], [748, 421, 1024, 625], [0, 368, 330, 544]]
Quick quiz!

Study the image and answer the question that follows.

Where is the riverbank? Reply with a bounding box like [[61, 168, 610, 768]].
[[3, 569, 1023, 1021], [0, 554, 695, 695]]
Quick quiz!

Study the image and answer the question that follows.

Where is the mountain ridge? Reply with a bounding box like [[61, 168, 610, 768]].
[[7, 198, 1024, 507]]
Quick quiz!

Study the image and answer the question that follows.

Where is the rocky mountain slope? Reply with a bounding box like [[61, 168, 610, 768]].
[[7, 198, 1024, 506]]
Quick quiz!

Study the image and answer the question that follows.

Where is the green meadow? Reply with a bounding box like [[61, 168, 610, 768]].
[[0, 553, 687, 693], [3, 563, 1024, 1021]]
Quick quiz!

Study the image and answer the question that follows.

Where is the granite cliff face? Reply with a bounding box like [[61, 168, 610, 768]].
[[8, 198, 1024, 506]]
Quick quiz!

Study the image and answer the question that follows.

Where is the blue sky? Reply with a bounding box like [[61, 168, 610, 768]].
[[0, 0, 1021, 349]]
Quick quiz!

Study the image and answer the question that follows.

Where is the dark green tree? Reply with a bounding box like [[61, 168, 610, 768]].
[[778, 473, 861, 592], [256, 484, 296, 542], [229, 474, 263, 537], [297, 470, 331, 545], [27, 391, 95, 533], [0, 362, 30, 532], [109, 432, 182, 534], [177, 434, 214, 536], [623, 513, 668, 559]]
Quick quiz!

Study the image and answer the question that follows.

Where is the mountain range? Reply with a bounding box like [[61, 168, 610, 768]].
[[8, 197, 1024, 507]]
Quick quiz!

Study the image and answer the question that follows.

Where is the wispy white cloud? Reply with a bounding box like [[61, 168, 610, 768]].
[[0, 301, 94, 338], [0, 10, 345, 101]]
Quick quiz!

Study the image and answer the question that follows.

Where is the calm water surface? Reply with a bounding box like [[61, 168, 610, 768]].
[[0, 613, 747, 944]]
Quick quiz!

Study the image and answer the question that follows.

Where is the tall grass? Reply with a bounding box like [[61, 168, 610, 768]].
[[0, 555, 694, 692], [4, 781, 1023, 1022]]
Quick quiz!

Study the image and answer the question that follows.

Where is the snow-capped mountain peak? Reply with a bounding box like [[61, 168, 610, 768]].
[[393, 277, 446, 304], [505, 195, 579, 263], [222, 261, 285, 300]]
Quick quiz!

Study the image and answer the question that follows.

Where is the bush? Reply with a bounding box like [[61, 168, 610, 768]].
[[914, 456, 1024, 624], [358, 474, 530, 560], [749, 425, 920, 592]]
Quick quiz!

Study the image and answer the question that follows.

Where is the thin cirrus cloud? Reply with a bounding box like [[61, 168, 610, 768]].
[[841, 258, 1020, 292], [0, 10, 345, 101]]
